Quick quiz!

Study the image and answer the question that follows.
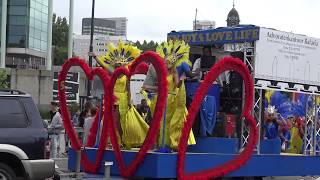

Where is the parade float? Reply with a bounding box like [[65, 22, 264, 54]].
[[58, 25, 320, 179]]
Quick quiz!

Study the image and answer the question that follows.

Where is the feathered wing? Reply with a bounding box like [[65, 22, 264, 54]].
[[97, 40, 141, 68]]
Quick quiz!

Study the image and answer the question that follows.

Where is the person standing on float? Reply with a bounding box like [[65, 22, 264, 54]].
[[89, 41, 149, 149], [144, 40, 196, 150]]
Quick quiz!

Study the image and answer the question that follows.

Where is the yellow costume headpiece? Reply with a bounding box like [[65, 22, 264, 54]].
[[156, 40, 191, 68], [97, 40, 141, 68]]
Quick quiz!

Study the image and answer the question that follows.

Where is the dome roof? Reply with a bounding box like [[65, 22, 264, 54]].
[[227, 7, 240, 18], [227, 7, 240, 27]]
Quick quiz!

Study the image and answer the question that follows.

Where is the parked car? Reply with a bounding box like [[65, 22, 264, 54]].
[[0, 89, 54, 180]]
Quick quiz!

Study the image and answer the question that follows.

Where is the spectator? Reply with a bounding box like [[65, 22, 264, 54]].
[[83, 106, 97, 144], [192, 47, 211, 81], [48, 101, 63, 158], [49, 103, 57, 123], [72, 110, 80, 127], [78, 101, 94, 128]]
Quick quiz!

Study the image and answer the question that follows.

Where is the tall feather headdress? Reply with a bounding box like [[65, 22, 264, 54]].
[[97, 40, 141, 67], [156, 40, 191, 68]]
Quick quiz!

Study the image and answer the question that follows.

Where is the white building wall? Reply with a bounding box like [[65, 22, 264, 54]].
[[73, 35, 126, 65]]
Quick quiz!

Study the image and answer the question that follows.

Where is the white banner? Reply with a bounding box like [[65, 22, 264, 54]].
[[255, 28, 320, 86], [223, 42, 251, 52]]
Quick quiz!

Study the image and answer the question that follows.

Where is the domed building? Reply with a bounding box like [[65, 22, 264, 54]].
[[226, 2, 240, 27]]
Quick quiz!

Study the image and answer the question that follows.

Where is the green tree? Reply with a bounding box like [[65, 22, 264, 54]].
[[134, 40, 158, 52], [0, 69, 9, 89], [53, 47, 68, 66], [52, 13, 69, 65]]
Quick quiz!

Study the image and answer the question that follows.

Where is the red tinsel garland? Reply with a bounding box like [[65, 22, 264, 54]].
[[106, 51, 168, 177], [131, 61, 149, 75], [58, 57, 111, 173], [177, 56, 258, 180]]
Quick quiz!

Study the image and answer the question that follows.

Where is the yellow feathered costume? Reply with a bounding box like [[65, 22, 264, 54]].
[[155, 40, 196, 149], [97, 40, 149, 148]]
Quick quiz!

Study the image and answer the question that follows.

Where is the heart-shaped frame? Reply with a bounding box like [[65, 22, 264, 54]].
[[177, 56, 258, 180], [58, 57, 111, 173], [106, 51, 168, 177]]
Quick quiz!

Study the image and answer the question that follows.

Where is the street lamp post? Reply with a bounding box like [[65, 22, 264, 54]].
[[87, 0, 95, 97], [0, 0, 8, 68], [68, 0, 74, 59]]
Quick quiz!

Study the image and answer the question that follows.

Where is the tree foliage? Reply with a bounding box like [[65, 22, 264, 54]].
[[133, 40, 158, 52], [0, 69, 9, 89], [52, 14, 69, 65]]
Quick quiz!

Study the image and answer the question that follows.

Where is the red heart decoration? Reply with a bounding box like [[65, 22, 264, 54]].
[[58, 57, 111, 173], [105, 51, 168, 177], [177, 56, 258, 180]]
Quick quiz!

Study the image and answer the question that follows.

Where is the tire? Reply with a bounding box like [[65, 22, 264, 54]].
[[53, 171, 60, 180], [0, 162, 16, 180]]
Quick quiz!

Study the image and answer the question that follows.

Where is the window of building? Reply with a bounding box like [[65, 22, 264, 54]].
[[29, 36, 34, 48], [0, 98, 28, 128], [35, 1, 42, 10], [34, 39, 41, 50], [41, 32, 47, 41], [41, 22, 47, 31], [8, 6, 27, 15], [7, 35, 26, 48], [35, 10, 41, 21], [9, 0, 28, 6], [30, 0, 36, 8], [9, 16, 27, 26], [34, 29, 41, 39], [41, 40, 47, 51], [8, 25, 26, 36], [42, 4, 48, 14]]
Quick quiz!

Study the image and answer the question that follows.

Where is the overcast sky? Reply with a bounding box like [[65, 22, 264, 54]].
[[53, 0, 320, 42]]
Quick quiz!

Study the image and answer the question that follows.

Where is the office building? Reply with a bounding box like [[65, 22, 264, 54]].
[[0, 0, 52, 70], [73, 34, 126, 65], [104, 17, 127, 37], [82, 18, 116, 36], [82, 17, 127, 37]]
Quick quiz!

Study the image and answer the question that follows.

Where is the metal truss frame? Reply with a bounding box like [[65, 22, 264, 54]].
[[240, 43, 262, 154]]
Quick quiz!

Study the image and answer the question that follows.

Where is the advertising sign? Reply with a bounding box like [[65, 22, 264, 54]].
[[255, 28, 320, 86], [167, 25, 259, 45], [53, 72, 79, 102]]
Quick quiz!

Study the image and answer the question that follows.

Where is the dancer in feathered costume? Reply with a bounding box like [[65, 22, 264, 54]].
[[154, 40, 196, 150], [264, 105, 282, 140], [268, 91, 293, 151], [94, 41, 149, 149]]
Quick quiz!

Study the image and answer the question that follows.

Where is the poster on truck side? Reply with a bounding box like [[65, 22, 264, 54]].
[[255, 27, 320, 86]]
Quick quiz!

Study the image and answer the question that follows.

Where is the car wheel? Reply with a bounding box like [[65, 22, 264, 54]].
[[0, 162, 16, 180]]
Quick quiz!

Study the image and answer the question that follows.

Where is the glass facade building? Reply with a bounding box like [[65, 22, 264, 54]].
[[0, 0, 3, 45], [1, 0, 49, 69], [28, 0, 48, 52]]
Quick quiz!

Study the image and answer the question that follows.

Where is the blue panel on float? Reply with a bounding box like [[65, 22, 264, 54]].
[[187, 137, 239, 154], [68, 140, 320, 178]]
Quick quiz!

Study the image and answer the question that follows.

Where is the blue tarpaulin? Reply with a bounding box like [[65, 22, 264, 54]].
[[200, 95, 217, 136]]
